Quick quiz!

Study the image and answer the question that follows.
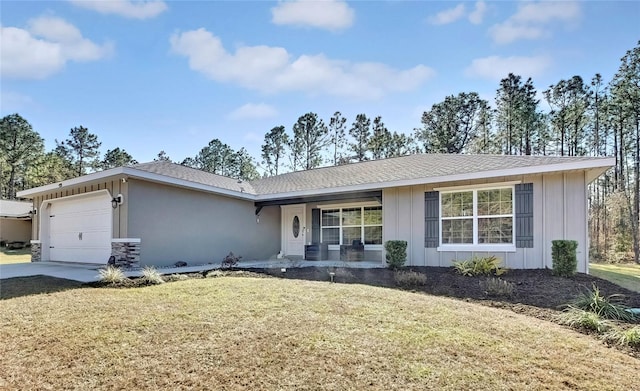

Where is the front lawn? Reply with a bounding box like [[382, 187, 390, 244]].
[[1, 277, 638, 390], [0, 246, 31, 264], [590, 263, 640, 293]]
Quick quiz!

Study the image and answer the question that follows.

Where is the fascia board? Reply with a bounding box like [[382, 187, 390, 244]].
[[16, 167, 126, 198], [255, 158, 616, 201]]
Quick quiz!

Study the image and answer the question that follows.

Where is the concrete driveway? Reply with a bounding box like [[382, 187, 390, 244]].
[[0, 262, 219, 283]]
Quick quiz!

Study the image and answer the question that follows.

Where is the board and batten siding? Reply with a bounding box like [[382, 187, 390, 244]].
[[30, 178, 128, 241], [382, 171, 589, 273]]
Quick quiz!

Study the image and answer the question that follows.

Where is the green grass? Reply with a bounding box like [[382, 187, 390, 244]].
[[590, 263, 640, 293], [0, 246, 31, 264], [1, 277, 639, 390]]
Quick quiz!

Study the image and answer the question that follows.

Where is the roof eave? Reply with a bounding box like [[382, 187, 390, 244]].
[[16, 166, 257, 201], [255, 158, 616, 201], [124, 168, 257, 201], [16, 167, 127, 198]]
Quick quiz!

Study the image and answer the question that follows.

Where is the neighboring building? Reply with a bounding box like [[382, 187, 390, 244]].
[[16, 154, 614, 273], [0, 200, 33, 246]]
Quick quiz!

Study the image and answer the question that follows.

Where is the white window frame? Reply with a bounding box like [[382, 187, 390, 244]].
[[319, 202, 383, 250], [436, 183, 517, 252]]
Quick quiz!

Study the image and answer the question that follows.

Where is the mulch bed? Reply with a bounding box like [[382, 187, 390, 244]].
[[246, 266, 640, 324]]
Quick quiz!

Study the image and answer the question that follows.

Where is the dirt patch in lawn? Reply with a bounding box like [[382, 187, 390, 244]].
[[248, 267, 640, 324]]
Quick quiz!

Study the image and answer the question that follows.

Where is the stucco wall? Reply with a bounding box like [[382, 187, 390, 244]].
[[127, 179, 280, 267], [0, 219, 31, 243], [383, 171, 589, 273]]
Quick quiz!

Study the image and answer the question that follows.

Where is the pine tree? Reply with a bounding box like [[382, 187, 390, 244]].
[[369, 116, 391, 159], [55, 126, 101, 177], [261, 126, 289, 176], [328, 112, 347, 165], [0, 114, 44, 198], [348, 114, 371, 162], [289, 112, 328, 170]]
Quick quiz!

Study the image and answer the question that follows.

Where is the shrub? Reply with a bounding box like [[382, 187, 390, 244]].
[[558, 308, 611, 332], [552, 240, 578, 277], [604, 327, 640, 349], [140, 266, 164, 285], [384, 240, 408, 269], [481, 277, 514, 297], [453, 256, 506, 276], [221, 252, 242, 269], [164, 273, 189, 282], [570, 284, 636, 322], [98, 265, 129, 285], [394, 270, 427, 287]]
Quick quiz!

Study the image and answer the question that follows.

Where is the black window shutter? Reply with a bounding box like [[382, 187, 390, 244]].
[[311, 208, 321, 244], [515, 183, 534, 248], [424, 191, 439, 248]]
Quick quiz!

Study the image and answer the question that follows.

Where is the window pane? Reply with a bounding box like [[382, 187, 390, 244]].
[[478, 189, 512, 216], [342, 208, 362, 226], [364, 206, 382, 225], [500, 188, 513, 214], [478, 217, 513, 244], [322, 228, 339, 245], [442, 191, 473, 217], [342, 227, 361, 245], [322, 209, 340, 226], [364, 226, 382, 245], [441, 219, 473, 244]]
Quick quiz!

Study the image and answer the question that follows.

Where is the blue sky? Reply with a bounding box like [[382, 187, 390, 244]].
[[1, 1, 639, 170]]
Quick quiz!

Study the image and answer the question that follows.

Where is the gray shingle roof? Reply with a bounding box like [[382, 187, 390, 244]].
[[133, 161, 256, 194], [132, 154, 612, 197], [249, 154, 609, 195]]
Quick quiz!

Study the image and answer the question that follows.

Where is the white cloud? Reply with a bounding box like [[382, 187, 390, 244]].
[[68, 0, 167, 19], [429, 4, 465, 25], [170, 28, 435, 99], [271, 0, 354, 31], [0, 17, 113, 80], [229, 103, 279, 120], [464, 55, 552, 80], [468, 1, 487, 25], [489, 1, 581, 44]]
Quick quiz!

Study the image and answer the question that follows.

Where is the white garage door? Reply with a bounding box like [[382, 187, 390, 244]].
[[49, 193, 112, 264]]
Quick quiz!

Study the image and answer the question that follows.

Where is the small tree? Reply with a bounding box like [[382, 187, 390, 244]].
[[384, 240, 407, 269], [552, 240, 579, 277]]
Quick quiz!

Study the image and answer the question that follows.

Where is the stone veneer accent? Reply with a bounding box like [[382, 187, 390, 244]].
[[30, 240, 41, 262], [111, 239, 141, 268]]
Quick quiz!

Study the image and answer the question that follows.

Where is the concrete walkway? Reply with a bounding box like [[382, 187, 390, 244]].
[[0, 260, 385, 283]]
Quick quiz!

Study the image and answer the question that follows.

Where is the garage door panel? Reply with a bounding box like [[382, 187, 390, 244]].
[[49, 193, 112, 264]]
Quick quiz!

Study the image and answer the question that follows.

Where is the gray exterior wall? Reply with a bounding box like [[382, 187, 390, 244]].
[[29, 177, 128, 240], [0, 219, 31, 243], [127, 179, 280, 267], [382, 171, 589, 273]]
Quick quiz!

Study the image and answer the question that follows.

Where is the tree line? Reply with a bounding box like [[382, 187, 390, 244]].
[[0, 120, 138, 199], [1, 41, 638, 264]]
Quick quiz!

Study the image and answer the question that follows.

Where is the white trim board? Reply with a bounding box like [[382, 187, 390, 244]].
[[18, 158, 615, 202]]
